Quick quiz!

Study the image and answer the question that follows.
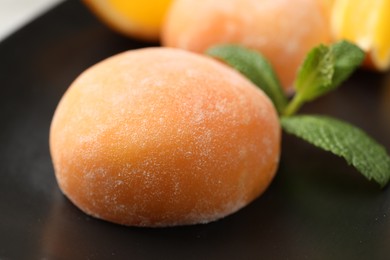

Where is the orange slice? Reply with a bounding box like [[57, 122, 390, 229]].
[[83, 0, 173, 41], [331, 0, 390, 70]]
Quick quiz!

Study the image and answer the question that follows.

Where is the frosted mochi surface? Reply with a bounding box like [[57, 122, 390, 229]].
[[163, 0, 330, 89], [50, 48, 280, 226]]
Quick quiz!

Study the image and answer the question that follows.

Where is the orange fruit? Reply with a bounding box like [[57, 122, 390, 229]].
[[331, 0, 390, 70], [162, 0, 331, 92], [50, 47, 281, 227], [83, 0, 173, 41]]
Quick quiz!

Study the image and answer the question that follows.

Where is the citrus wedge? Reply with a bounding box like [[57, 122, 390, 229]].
[[83, 0, 173, 41], [331, 0, 390, 70]]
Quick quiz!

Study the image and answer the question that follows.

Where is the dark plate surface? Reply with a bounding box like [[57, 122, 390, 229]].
[[1, 1, 390, 259]]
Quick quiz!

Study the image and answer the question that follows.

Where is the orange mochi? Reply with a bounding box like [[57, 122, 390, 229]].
[[49, 47, 281, 227], [162, 0, 331, 92]]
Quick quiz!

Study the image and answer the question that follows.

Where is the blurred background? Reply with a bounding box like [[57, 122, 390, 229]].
[[0, 0, 64, 41]]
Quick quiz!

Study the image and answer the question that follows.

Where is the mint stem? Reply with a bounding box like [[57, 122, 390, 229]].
[[284, 94, 304, 116]]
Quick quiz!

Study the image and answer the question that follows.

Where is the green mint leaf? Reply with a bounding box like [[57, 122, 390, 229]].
[[294, 44, 335, 101], [206, 44, 288, 115], [330, 40, 367, 87], [284, 41, 365, 116], [281, 115, 390, 187]]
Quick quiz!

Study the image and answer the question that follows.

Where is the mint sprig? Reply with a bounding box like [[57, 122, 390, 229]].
[[206, 44, 288, 115], [281, 115, 390, 188], [206, 41, 390, 187], [285, 41, 365, 116]]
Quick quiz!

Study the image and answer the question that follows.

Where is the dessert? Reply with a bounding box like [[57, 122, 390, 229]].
[[50, 47, 281, 227], [162, 0, 331, 91]]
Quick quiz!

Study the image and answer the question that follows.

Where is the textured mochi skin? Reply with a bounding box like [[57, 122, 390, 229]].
[[49, 47, 281, 227], [162, 0, 331, 91]]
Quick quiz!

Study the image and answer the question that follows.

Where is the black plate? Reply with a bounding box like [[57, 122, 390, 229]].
[[1, 1, 390, 259]]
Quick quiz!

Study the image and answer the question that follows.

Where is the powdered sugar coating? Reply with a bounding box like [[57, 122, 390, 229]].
[[162, 0, 331, 91], [50, 47, 280, 227]]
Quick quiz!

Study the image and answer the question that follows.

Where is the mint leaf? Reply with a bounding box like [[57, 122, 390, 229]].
[[206, 44, 288, 115], [331, 40, 367, 87], [293, 44, 335, 101], [284, 41, 365, 116], [281, 115, 390, 187]]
